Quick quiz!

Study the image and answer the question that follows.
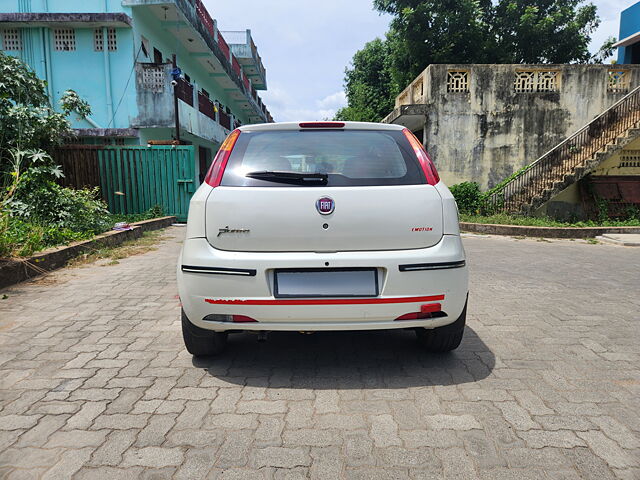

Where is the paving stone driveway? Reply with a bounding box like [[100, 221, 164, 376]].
[[0, 227, 639, 479]]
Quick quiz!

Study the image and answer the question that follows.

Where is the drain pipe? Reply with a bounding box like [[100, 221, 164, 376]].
[[42, 28, 54, 103], [103, 26, 114, 126]]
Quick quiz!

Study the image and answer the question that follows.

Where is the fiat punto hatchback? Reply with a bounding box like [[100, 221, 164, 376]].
[[177, 121, 468, 356]]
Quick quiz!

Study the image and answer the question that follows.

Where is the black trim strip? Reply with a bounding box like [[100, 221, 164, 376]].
[[181, 265, 257, 276], [399, 260, 466, 272]]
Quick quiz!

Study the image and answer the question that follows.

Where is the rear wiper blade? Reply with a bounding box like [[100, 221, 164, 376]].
[[245, 170, 328, 185]]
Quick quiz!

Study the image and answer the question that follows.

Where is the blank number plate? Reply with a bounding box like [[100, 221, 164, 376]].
[[274, 268, 379, 298]]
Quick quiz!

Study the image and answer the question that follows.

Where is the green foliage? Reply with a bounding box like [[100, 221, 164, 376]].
[[0, 51, 90, 171], [334, 39, 397, 122], [449, 182, 485, 215], [0, 213, 94, 258], [339, 0, 602, 121], [459, 213, 640, 227], [0, 54, 101, 258]]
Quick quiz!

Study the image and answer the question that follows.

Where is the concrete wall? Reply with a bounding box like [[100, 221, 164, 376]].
[[388, 64, 640, 190]]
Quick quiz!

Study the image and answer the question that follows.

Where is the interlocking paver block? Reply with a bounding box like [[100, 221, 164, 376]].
[[0, 227, 638, 478]]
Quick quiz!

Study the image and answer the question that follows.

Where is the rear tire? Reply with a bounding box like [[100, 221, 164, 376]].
[[416, 299, 467, 353], [181, 309, 227, 356]]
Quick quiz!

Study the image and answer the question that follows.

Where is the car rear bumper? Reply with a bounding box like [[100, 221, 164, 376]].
[[177, 235, 468, 332]]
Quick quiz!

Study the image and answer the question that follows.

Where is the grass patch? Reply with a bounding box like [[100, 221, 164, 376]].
[[460, 213, 640, 228], [1, 206, 165, 259], [68, 230, 165, 267]]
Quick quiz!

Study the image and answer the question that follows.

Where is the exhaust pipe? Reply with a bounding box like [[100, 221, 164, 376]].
[[257, 331, 268, 343]]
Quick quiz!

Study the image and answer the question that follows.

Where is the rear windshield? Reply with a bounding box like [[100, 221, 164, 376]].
[[220, 129, 426, 187]]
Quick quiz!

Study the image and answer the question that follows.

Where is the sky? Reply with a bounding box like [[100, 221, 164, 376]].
[[206, 0, 633, 122]]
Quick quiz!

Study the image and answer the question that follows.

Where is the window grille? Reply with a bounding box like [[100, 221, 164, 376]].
[[620, 150, 640, 168], [93, 29, 103, 51], [54, 29, 76, 51], [447, 70, 469, 92], [107, 28, 117, 51], [141, 66, 165, 93], [412, 79, 424, 99], [608, 70, 630, 93], [1, 29, 22, 50], [94, 28, 117, 51], [514, 70, 559, 92]]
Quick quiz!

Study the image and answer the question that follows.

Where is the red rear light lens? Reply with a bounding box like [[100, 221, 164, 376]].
[[299, 122, 345, 128], [204, 129, 241, 187], [395, 303, 442, 320], [232, 315, 257, 323], [402, 128, 440, 185]]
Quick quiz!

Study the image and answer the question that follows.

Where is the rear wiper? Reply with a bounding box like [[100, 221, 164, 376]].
[[245, 170, 328, 185]]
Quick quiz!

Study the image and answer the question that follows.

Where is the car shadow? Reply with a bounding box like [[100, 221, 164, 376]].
[[193, 326, 494, 388]]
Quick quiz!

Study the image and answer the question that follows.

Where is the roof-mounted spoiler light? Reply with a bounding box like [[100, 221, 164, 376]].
[[299, 122, 345, 128]]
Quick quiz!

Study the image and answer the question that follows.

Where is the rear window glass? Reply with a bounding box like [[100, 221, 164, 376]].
[[220, 129, 425, 187]]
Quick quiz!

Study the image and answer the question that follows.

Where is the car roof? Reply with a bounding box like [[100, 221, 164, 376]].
[[238, 121, 405, 132]]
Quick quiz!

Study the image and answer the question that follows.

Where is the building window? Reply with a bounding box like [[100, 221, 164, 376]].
[[153, 47, 163, 64], [608, 70, 630, 93], [141, 35, 150, 58], [94, 28, 117, 51], [447, 70, 469, 92], [514, 70, 560, 92], [620, 149, 640, 168], [54, 29, 76, 51], [1, 29, 22, 51]]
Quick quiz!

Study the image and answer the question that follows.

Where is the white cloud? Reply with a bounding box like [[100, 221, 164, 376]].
[[317, 91, 347, 110]]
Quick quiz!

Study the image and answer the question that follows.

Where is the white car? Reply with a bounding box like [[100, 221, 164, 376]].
[[177, 121, 468, 356]]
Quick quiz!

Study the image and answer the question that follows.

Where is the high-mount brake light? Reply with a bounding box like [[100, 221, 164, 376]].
[[204, 129, 241, 187], [299, 122, 345, 128], [402, 128, 440, 185]]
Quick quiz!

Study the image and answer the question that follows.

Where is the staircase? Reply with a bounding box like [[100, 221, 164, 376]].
[[487, 86, 640, 215]]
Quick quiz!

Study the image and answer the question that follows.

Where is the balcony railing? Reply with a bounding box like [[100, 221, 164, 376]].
[[243, 72, 250, 91], [218, 34, 230, 60], [175, 77, 194, 107], [195, 0, 214, 38], [232, 56, 241, 77], [219, 110, 231, 130], [198, 91, 216, 120]]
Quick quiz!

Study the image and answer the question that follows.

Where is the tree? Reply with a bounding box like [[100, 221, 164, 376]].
[[491, 0, 599, 64], [375, 0, 495, 89], [338, 0, 602, 122], [335, 38, 397, 122]]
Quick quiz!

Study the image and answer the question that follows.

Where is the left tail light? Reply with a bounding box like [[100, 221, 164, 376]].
[[204, 129, 241, 187], [403, 128, 440, 185]]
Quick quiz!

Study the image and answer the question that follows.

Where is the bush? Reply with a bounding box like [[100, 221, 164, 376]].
[[449, 182, 485, 215]]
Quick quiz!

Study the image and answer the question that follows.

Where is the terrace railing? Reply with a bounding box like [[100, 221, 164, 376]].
[[487, 85, 640, 213], [198, 91, 216, 120], [175, 77, 194, 107], [219, 110, 231, 130]]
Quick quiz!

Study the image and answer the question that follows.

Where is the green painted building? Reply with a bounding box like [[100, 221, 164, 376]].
[[0, 0, 272, 182]]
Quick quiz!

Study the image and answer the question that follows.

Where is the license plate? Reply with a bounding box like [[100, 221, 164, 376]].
[[274, 268, 379, 298]]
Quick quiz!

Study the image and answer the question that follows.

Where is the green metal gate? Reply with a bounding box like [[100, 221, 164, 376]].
[[97, 146, 196, 222]]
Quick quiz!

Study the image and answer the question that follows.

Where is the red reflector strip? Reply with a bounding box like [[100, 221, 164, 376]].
[[420, 303, 442, 313], [205, 295, 444, 306], [232, 315, 257, 323]]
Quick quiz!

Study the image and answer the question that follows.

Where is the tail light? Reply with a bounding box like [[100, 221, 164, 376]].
[[395, 303, 442, 320], [402, 128, 440, 185], [204, 129, 241, 187], [299, 122, 345, 128]]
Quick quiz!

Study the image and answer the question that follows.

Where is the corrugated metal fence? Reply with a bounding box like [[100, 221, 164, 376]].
[[55, 145, 196, 222]]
